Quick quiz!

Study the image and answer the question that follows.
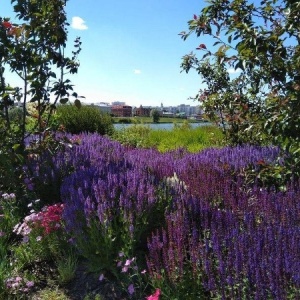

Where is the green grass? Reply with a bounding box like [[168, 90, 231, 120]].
[[112, 123, 224, 152], [31, 287, 70, 300], [148, 124, 224, 152]]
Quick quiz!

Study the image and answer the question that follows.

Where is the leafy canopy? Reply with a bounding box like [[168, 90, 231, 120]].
[[0, 0, 82, 151], [0, 0, 82, 195], [181, 0, 300, 183]]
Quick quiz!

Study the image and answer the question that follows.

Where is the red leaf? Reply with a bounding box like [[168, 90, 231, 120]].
[[2, 21, 12, 29]]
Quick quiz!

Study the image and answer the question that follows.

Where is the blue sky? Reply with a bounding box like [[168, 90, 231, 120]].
[[2, 0, 209, 107]]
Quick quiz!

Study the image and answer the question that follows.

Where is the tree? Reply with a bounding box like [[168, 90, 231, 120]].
[[0, 0, 82, 151], [0, 0, 82, 194], [150, 109, 160, 123], [181, 0, 300, 184]]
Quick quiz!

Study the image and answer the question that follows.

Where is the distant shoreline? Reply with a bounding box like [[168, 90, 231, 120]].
[[112, 116, 209, 124]]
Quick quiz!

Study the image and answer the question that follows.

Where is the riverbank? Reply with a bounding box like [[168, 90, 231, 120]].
[[112, 116, 208, 124]]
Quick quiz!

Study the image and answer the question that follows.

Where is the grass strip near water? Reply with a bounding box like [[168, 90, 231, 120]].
[[112, 123, 224, 152]]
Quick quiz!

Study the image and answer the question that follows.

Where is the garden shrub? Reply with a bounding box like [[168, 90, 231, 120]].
[[56, 104, 114, 135]]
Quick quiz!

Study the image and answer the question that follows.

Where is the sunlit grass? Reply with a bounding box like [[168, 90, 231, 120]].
[[113, 123, 224, 152], [148, 124, 224, 152]]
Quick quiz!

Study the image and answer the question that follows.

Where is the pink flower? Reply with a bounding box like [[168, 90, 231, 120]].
[[121, 266, 129, 273], [124, 259, 132, 266], [146, 288, 161, 300]]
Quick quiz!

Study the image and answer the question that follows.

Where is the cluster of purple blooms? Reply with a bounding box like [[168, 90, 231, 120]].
[[5, 276, 34, 294], [25, 133, 300, 299]]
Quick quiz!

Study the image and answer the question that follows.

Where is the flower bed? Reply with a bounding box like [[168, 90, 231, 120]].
[[12, 133, 300, 299]]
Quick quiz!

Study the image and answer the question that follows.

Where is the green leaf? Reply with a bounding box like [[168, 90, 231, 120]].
[[60, 98, 69, 104], [74, 99, 81, 108], [12, 144, 20, 151]]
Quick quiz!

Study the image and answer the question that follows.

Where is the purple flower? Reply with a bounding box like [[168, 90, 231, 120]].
[[99, 274, 105, 281], [128, 284, 135, 295], [26, 281, 34, 288]]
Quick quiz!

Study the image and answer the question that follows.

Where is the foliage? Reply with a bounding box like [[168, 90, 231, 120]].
[[56, 104, 114, 135], [149, 124, 224, 152], [181, 0, 300, 184], [0, 0, 83, 204], [116, 117, 133, 124], [8, 106, 23, 124], [56, 250, 78, 284], [0, 0, 82, 149], [113, 124, 224, 152], [150, 109, 160, 123], [112, 124, 152, 148], [32, 287, 70, 300]]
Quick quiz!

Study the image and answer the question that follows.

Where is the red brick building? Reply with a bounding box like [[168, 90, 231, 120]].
[[134, 105, 151, 117], [111, 105, 132, 117]]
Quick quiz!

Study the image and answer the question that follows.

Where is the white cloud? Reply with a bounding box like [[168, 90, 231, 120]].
[[71, 16, 88, 30], [134, 69, 141, 74], [228, 68, 241, 74]]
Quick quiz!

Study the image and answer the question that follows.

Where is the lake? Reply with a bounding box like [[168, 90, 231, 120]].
[[114, 122, 212, 131]]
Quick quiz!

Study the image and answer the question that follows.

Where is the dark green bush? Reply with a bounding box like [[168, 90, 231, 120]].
[[117, 118, 132, 124], [8, 107, 23, 123], [56, 104, 114, 135]]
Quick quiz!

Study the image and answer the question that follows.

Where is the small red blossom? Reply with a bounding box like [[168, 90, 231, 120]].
[[146, 288, 161, 300], [196, 43, 207, 50], [33, 204, 64, 235], [193, 14, 198, 20], [2, 21, 12, 29]]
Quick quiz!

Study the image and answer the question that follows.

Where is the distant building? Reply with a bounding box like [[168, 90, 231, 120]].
[[90, 102, 112, 114], [162, 111, 174, 117], [134, 105, 151, 117], [111, 105, 132, 117], [112, 101, 126, 106]]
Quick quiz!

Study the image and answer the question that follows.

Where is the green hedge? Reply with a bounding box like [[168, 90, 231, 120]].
[[56, 104, 114, 135]]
